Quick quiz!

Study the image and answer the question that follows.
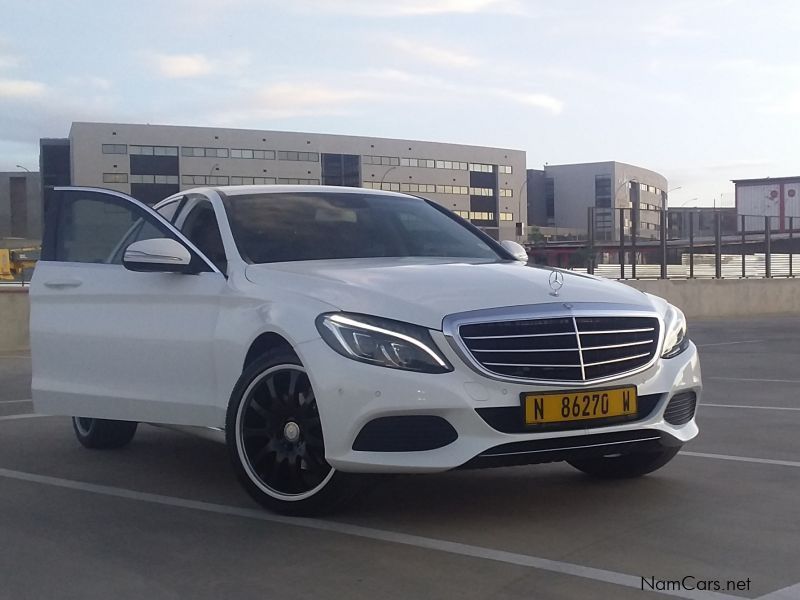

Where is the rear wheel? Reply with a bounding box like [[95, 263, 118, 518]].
[[568, 446, 680, 479], [226, 351, 361, 515], [72, 417, 138, 449]]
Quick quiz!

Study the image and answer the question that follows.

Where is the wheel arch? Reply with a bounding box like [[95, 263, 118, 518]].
[[243, 331, 296, 371]]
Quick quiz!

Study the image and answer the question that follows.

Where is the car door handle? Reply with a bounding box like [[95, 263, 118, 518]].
[[43, 278, 83, 288]]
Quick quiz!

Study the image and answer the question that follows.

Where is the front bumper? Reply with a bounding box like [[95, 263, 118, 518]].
[[294, 334, 701, 473]]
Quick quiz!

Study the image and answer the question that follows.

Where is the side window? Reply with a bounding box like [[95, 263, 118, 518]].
[[54, 192, 171, 264], [179, 202, 227, 273], [156, 198, 184, 224]]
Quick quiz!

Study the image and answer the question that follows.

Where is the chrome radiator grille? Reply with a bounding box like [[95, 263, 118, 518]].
[[459, 316, 660, 382]]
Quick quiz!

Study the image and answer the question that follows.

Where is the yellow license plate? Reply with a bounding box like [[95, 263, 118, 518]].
[[522, 387, 637, 425]]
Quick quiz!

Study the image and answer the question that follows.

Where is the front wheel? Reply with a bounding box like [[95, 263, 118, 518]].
[[72, 417, 138, 449], [568, 446, 680, 479], [226, 351, 361, 515]]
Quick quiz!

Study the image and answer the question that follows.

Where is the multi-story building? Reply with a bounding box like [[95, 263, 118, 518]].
[[527, 161, 668, 241], [41, 122, 527, 240], [0, 171, 42, 241], [733, 176, 800, 232]]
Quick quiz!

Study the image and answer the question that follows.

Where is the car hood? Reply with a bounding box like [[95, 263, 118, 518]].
[[245, 258, 656, 330]]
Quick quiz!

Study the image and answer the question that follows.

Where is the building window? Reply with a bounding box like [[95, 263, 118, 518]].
[[229, 176, 278, 185], [277, 151, 319, 162], [498, 165, 513, 174], [102, 173, 129, 183], [468, 163, 493, 173], [181, 174, 228, 185], [277, 177, 320, 184], [181, 147, 229, 158], [363, 155, 400, 166], [499, 212, 514, 221], [398, 157, 468, 170], [595, 175, 612, 213], [499, 188, 513, 197], [101, 144, 127, 154], [545, 177, 555, 223], [130, 174, 179, 184], [231, 149, 276, 160], [129, 145, 178, 156], [453, 210, 470, 218], [469, 211, 494, 221], [365, 181, 468, 194], [469, 187, 494, 196]]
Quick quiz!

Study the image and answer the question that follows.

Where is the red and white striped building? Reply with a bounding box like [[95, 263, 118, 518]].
[[733, 176, 800, 232]]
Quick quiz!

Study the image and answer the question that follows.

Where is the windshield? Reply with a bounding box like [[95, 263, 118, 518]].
[[222, 192, 502, 264]]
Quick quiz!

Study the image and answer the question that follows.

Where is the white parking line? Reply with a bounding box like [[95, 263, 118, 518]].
[[680, 451, 800, 469], [0, 466, 741, 600], [700, 403, 800, 412], [696, 339, 764, 347], [0, 399, 33, 405], [0, 414, 44, 422], [709, 377, 800, 384]]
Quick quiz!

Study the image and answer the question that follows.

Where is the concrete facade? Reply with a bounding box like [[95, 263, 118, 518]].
[[528, 161, 668, 240], [60, 122, 527, 240], [733, 176, 800, 232], [0, 172, 42, 241]]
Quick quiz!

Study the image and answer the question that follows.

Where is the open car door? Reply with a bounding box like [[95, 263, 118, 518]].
[[30, 187, 228, 427]]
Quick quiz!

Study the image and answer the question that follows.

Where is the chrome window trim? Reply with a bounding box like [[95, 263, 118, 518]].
[[442, 302, 664, 387]]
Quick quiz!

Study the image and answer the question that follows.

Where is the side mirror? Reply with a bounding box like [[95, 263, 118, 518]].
[[123, 238, 192, 273], [500, 240, 529, 263]]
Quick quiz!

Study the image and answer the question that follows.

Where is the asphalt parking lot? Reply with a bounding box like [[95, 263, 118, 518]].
[[1, 316, 799, 600]]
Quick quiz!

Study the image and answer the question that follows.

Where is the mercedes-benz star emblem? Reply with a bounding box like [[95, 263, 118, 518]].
[[548, 270, 564, 296]]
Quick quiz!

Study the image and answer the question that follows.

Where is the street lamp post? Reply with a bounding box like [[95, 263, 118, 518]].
[[515, 175, 529, 241], [15, 165, 30, 173], [379, 166, 397, 188]]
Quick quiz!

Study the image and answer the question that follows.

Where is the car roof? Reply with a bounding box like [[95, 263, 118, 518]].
[[207, 184, 416, 199]]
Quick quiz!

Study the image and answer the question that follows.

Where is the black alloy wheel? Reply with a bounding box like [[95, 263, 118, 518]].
[[226, 351, 361, 515]]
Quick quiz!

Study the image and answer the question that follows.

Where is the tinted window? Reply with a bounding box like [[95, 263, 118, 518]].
[[180, 202, 227, 273], [222, 192, 502, 264], [51, 191, 177, 265]]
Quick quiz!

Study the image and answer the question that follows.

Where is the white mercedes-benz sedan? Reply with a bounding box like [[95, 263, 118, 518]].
[[30, 185, 700, 514]]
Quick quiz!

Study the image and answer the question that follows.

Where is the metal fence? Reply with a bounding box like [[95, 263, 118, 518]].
[[527, 208, 799, 280]]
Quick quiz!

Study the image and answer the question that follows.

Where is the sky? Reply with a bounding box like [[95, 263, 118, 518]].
[[1, 0, 799, 207]]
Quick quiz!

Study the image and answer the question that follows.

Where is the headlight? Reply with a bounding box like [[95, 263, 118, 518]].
[[661, 304, 689, 358], [316, 313, 452, 374]]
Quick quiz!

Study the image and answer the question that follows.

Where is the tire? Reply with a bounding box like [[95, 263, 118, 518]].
[[568, 446, 680, 479], [226, 350, 361, 516], [72, 417, 138, 449]]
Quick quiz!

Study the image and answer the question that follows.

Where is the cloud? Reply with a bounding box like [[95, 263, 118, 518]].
[[495, 90, 564, 114], [0, 54, 19, 69], [214, 82, 382, 122], [755, 90, 800, 116], [152, 53, 214, 78], [387, 38, 483, 69], [287, 0, 528, 16], [0, 79, 47, 98], [640, 15, 706, 39]]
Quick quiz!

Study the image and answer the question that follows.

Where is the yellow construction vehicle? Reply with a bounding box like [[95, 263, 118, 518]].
[[0, 247, 39, 281]]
